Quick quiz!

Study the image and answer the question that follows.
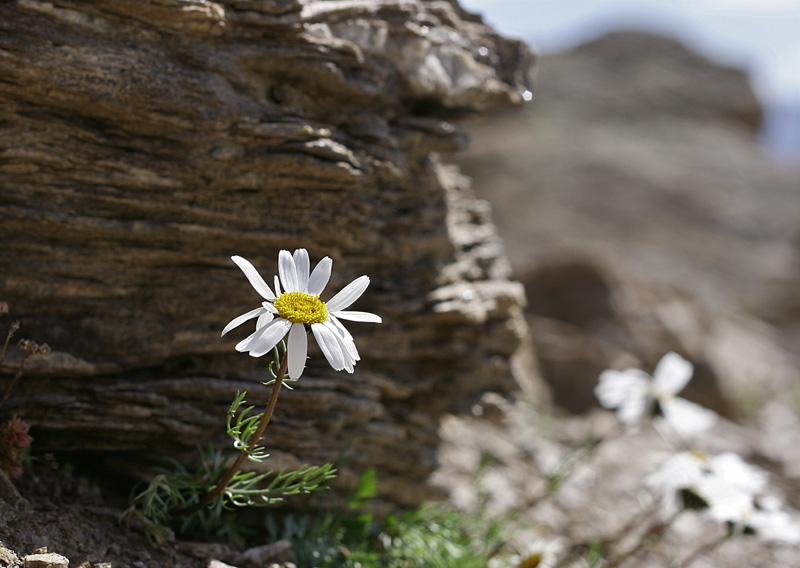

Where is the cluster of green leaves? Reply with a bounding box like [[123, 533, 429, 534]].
[[265, 470, 507, 568], [129, 387, 336, 546], [130, 443, 336, 546]]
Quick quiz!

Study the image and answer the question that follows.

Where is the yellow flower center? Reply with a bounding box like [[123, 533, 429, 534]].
[[273, 292, 328, 325], [689, 449, 709, 463], [518, 554, 543, 568]]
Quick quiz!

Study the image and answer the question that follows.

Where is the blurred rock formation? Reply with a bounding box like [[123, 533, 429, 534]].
[[0, 0, 533, 507], [452, 31, 800, 415]]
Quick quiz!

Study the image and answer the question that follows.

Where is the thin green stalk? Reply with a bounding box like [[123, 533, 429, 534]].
[[177, 350, 288, 514]]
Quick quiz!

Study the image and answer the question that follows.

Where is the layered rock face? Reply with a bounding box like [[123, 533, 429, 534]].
[[0, 0, 532, 506]]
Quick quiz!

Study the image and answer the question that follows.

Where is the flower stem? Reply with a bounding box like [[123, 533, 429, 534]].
[[0, 355, 28, 410], [604, 509, 680, 568], [680, 531, 729, 567], [0, 322, 19, 366], [176, 350, 288, 515]]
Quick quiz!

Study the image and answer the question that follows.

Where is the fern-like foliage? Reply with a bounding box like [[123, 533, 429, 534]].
[[227, 391, 270, 461], [129, 443, 336, 545], [128, 341, 336, 545]]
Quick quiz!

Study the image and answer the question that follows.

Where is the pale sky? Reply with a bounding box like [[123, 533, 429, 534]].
[[460, 0, 800, 106]]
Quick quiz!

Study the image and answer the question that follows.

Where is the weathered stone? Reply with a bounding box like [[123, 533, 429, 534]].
[[23, 552, 69, 568], [0, 542, 20, 567], [0, 0, 533, 508], [236, 539, 291, 567]]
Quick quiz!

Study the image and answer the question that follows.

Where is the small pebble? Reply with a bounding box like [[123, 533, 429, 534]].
[[208, 560, 238, 568]]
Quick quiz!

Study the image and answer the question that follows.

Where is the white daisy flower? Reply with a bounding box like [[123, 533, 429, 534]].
[[649, 451, 800, 543], [222, 249, 381, 379], [705, 491, 800, 544], [646, 450, 767, 517], [594, 351, 717, 437]]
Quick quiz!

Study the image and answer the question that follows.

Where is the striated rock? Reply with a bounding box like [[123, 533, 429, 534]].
[[0, 0, 533, 509]]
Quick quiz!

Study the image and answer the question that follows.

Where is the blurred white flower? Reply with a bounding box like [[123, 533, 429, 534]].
[[706, 492, 800, 544], [222, 249, 381, 379], [646, 450, 787, 537], [594, 351, 717, 437], [489, 536, 562, 568]]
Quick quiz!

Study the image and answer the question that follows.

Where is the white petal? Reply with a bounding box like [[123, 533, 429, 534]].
[[311, 322, 346, 371], [324, 319, 357, 369], [307, 257, 332, 296], [222, 307, 266, 336], [278, 250, 299, 292], [248, 318, 292, 357], [326, 275, 370, 312], [653, 352, 693, 395], [293, 249, 310, 292], [329, 315, 360, 361], [709, 452, 767, 495], [595, 369, 650, 429], [702, 485, 755, 524], [616, 391, 649, 429], [749, 509, 800, 544], [231, 256, 275, 301], [274, 275, 282, 296], [236, 324, 267, 352], [287, 323, 308, 379], [660, 397, 717, 438], [646, 451, 706, 494], [594, 369, 649, 409], [333, 310, 381, 323], [328, 313, 352, 339], [256, 311, 275, 328]]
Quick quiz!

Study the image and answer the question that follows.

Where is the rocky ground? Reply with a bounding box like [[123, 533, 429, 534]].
[[0, 464, 226, 568], [434, 394, 800, 567]]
